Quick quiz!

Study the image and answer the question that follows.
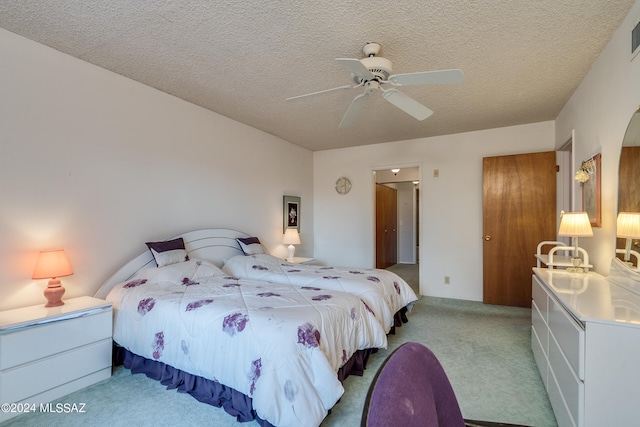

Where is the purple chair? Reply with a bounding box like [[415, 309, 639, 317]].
[[361, 342, 530, 427]]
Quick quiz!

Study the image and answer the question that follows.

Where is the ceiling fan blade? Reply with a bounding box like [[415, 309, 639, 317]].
[[286, 84, 354, 101], [336, 58, 375, 81], [339, 92, 368, 128], [388, 69, 464, 86], [383, 89, 433, 121]]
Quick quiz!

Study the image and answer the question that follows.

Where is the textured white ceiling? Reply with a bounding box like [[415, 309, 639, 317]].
[[0, 1, 635, 151]]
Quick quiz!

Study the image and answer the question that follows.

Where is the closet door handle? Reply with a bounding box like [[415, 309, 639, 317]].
[[484, 235, 492, 241]]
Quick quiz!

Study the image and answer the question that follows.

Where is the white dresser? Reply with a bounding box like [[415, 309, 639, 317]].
[[0, 296, 112, 422], [531, 268, 640, 427]]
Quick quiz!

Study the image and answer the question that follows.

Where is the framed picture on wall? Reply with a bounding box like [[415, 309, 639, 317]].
[[283, 195, 301, 232], [582, 153, 601, 227]]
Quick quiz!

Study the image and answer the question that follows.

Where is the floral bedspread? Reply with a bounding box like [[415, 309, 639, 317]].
[[222, 254, 418, 333], [106, 259, 387, 427]]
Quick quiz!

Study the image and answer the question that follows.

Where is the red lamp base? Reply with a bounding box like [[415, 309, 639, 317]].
[[44, 278, 65, 307]]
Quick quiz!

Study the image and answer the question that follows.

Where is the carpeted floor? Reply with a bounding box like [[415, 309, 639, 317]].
[[2, 267, 557, 427]]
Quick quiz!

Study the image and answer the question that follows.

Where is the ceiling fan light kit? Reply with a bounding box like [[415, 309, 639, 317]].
[[287, 42, 464, 127]]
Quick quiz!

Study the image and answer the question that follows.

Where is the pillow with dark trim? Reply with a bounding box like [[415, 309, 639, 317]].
[[146, 237, 189, 267], [237, 237, 265, 255]]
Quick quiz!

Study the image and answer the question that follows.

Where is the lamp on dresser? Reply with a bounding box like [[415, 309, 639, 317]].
[[282, 228, 301, 260], [617, 212, 640, 267], [557, 212, 593, 273], [32, 249, 73, 307]]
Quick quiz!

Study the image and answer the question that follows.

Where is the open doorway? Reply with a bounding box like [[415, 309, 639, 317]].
[[557, 131, 574, 246], [557, 132, 574, 213], [373, 166, 420, 295]]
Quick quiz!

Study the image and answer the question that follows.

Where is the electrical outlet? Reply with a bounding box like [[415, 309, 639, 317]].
[[444, 276, 450, 285]]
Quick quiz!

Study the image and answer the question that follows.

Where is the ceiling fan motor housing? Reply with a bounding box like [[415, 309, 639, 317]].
[[354, 56, 393, 83]]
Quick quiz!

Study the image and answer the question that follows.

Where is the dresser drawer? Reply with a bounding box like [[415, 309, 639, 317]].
[[531, 325, 548, 388], [532, 299, 548, 355], [0, 309, 112, 371], [549, 332, 583, 426], [548, 297, 584, 380], [547, 366, 577, 427], [532, 275, 549, 321], [0, 338, 112, 403]]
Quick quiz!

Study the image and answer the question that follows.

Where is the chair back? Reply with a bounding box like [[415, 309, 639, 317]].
[[362, 342, 465, 427]]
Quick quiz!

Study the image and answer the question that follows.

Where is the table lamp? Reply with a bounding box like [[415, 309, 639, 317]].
[[557, 212, 593, 272], [617, 212, 640, 265], [32, 249, 73, 307], [282, 228, 301, 260]]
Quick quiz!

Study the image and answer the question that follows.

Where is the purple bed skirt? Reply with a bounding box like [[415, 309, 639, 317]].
[[111, 307, 410, 424], [113, 345, 374, 426], [389, 306, 408, 335]]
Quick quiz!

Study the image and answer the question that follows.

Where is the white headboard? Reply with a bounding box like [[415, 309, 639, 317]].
[[94, 228, 249, 299]]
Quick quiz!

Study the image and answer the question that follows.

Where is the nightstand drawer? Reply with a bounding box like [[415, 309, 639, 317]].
[[0, 338, 112, 403], [0, 309, 111, 371]]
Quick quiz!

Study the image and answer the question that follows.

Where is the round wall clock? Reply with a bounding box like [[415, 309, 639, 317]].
[[335, 177, 352, 195]]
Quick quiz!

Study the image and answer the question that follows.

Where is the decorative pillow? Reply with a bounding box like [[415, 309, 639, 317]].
[[146, 237, 189, 267], [237, 237, 265, 255]]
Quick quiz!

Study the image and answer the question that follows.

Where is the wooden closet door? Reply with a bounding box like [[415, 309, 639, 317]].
[[376, 184, 398, 269], [482, 151, 556, 307]]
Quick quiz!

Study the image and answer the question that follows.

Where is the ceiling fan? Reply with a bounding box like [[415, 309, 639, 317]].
[[286, 42, 464, 128]]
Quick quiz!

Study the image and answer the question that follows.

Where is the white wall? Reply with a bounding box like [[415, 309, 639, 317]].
[[314, 122, 555, 301], [0, 29, 314, 310], [555, 1, 640, 275]]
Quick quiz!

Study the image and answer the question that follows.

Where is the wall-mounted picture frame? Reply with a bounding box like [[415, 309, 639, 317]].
[[283, 195, 301, 232], [582, 153, 601, 227]]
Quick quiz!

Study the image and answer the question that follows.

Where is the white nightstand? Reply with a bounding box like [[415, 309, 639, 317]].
[[285, 257, 315, 265], [0, 296, 112, 422]]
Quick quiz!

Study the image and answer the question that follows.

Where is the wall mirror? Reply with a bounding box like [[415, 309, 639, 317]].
[[617, 105, 640, 267]]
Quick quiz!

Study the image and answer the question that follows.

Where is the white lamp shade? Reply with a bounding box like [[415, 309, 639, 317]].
[[617, 212, 640, 238], [282, 228, 301, 245], [32, 249, 73, 279], [558, 212, 593, 237]]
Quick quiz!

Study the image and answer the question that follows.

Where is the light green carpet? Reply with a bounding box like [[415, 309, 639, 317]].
[[2, 296, 556, 427]]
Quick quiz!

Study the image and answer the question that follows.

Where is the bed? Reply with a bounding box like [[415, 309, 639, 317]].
[[94, 229, 388, 427], [222, 252, 418, 333]]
